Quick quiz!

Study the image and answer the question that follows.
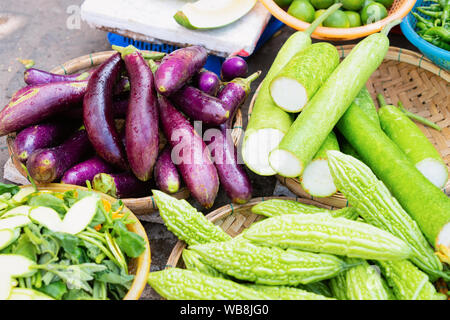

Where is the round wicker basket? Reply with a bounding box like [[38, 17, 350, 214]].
[[6, 50, 244, 215], [166, 196, 335, 268], [248, 45, 450, 209]]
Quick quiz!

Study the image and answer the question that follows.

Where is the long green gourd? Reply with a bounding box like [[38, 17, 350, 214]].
[[246, 284, 334, 300], [152, 190, 231, 246], [345, 258, 390, 300], [147, 268, 272, 300], [326, 150, 445, 279], [377, 260, 446, 300], [268, 23, 396, 178], [250, 198, 359, 219], [377, 95, 448, 189], [269, 42, 340, 113], [181, 249, 227, 279], [329, 272, 348, 300], [243, 213, 411, 260], [242, 3, 343, 176], [189, 239, 349, 286], [298, 281, 333, 298]]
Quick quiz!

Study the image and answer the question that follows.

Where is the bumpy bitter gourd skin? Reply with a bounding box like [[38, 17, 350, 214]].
[[148, 268, 272, 300], [329, 272, 348, 300], [243, 213, 412, 261], [326, 151, 444, 277], [189, 239, 348, 286], [246, 284, 334, 300], [152, 190, 231, 246], [182, 249, 227, 279], [377, 260, 446, 300]]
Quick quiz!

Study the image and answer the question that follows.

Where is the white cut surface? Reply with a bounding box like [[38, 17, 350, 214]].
[[61, 196, 99, 235], [0, 254, 35, 277], [2, 205, 31, 218], [301, 159, 337, 197], [0, 229, 14, 250], [270, 77, 307, 112], [437, 222, 450, 248], [415, 158, 448, 189], [269, 149, 302, 178], [80, 0, 271, 57], [0, 215, 30, 230]]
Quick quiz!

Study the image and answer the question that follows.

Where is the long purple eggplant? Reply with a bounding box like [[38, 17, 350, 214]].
[[205, 72, 260, 204], [158, 95, 219, 208], [0, 81, 88, 136], [92, 172, 149, 198], [154, 146, 180, 194], [121, 47, 159, 181], [13, 121, 76, 164], [24, 68, 95, 85], [61, 156, 115, 186], [26, 129, 92, 183], [155, 45, 207, 96], [170, 86, 230, 125], [83, 53, 128, 169]]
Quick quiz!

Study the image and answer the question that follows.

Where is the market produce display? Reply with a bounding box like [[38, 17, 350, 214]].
[[0, 183, 147, 300], [2, 44, 259, 209]]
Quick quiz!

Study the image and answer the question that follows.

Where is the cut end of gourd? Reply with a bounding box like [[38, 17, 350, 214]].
[[300, 159, 337, 197], [270, 77, 308, 112], [242, 129, 285, 176], [269, 149, 302, 178], [415, 158, 448, 189], [437, 222, 450, 256], [0, 229, 15, 250]]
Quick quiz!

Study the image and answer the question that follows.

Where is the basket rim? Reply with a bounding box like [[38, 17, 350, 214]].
[[259, 0, 417, 41], [165, 196, 335, 269]]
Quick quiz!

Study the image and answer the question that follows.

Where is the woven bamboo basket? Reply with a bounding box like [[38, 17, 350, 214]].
[[248, 45, 450, 209], [165, 196, 335, 269], [20, 183, 151, 300], [6, 50, 244, 215]]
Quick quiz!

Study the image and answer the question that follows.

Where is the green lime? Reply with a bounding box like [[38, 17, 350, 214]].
[[287, 0, 316, 23], [340, 0, 364, 11], [323, 9, 350, 28], [314, 9, 327, 25], [344, 11, 362, 27], [375, 0, 393, 8], [360, 2, 388, 25], [274, 0, 295, 8], [310, 0, 335, 9]]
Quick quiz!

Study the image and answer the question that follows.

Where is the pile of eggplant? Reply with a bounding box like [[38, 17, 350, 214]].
[[0, 45, 260, 208]]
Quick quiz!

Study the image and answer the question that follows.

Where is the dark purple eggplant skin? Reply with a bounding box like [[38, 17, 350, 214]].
[[26, 129, 93, 183], [0, 81, 88, 136], [24, 68, 96, 85], [154, 146, 180, 194], [61, 156, 115, 186], [83, 53, 128, 170], [123, 50, 159, 181], [158, 95, 219, 208], [196, 70, 220, 96], [13, 121, 75, 164], [92, 172, 149, 198], [220, 56, 248, 82], [155, 45, 207, 96], [170, 86, 229, 126]]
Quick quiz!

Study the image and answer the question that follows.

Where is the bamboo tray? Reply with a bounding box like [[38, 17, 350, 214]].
[[166, 196, 335, 269], [20, 183, 151, 300], [6, 50, 244, 215], [248, 45, 450, 209]]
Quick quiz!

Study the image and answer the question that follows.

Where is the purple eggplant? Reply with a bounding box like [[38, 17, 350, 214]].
[[205, 72, 260, 204], [195, 70, 221, 96], [121, 47, 159, 181], [158, 95, 219, 208], [0, 81, 88, 136], [170, 86, 230, 126], [154, 146, 180, 194], [155, 45, 207, 96], [13, 121, 76, 164], [61, 156, 115, 186], [220, 56, 248, 82], [83, 53, 128, 170], [26, 129, 93, 183], [24, 68, 96, 85], [92, 172, 149, 198]]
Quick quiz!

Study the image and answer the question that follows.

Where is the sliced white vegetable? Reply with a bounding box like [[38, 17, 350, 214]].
[[300, 159, 337, 197], [0, 254, 36, 277], [0, 273, 12, 300], [268, 149, 302, 178], [0, 229, 20, 250], [437, 222, 450, 249], [242, 128, 285, 176], [12, 187, 35, 203], [0, 215, 30, 230], [8, 288, 54, 300], [60, 195, 99, 235], [175, 0, 257, 29], [2, 205, 31, 218], [29, 207, 65, 233], [270, 77, 308, 112], [415, 158, 449, 189]]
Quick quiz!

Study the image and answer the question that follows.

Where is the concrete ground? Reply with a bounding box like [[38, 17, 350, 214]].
[[0, 0, 419, 299]]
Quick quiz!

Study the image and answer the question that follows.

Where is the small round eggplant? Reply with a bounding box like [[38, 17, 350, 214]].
[[61, 156, 115, 186], [196, 70, 221, 96], [220, 56, 248, 82]]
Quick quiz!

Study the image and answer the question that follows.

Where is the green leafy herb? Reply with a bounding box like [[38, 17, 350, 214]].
[[112, 220, 146, 258], [37, 280, 68, 299], [0, 182, 20, 196]]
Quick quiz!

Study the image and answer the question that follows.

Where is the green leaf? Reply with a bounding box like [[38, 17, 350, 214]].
[[13, 233, 38, 261], [88, 203, 107, 228], [62, 289, 95, 300], [37, 280, 68, 300], [112, 220, 146, 258], [0, 182, 20, 196], [28, 193, 67, 216]]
